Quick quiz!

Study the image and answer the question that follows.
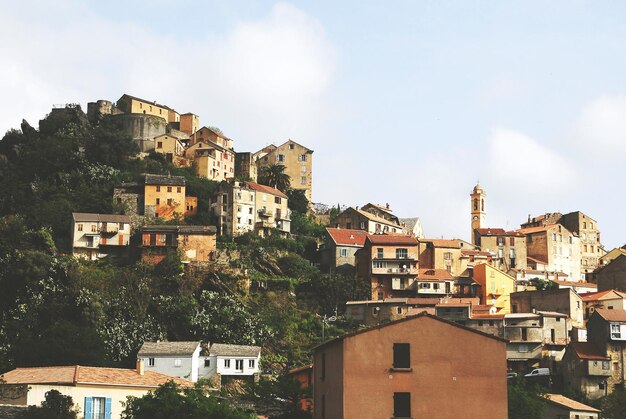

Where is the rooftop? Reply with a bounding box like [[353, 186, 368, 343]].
[[594, 308, 626, 322], [244, 181, 288, 199], [366, 234, 418, 246], [474, 228, 524, 237], [569, 342, 608, 361], [72, 213, 131, 223], [209, 343, 261, 357], [144, 173, 186, 186], [138, 341, 200, 356], [0, 365, 192, 388], [326, 228, 368, 247], [419, 238, 461, 249], [580, 289, 626, 302], [418, 268, 454, 281], [544, 394, 600, 413], [142, 225, 217, 234]]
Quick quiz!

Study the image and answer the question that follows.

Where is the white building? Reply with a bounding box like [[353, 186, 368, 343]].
[[137, 341, 261, 383], [71, 213, 131, 260]]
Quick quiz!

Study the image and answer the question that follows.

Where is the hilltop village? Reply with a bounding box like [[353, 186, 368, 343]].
[[0, 95, 625, 418]]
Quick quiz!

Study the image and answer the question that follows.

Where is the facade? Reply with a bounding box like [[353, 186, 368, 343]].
[[320, 228, 367, 272], [312, 313, 508, 419], [213, 181, 290, 237], [519, 224, 582, 281], [543, 394, 600, 419], [586, 309, 626, 393], [398, 217, 424, 238], [0, 364, 191, 419], [474, 228, 527, 272], [287, 364, 314, 413], [138, 342, 260, 384], [137, 341, 201, 382], [356, 235, 419, 300], [116, 94, 179, 123], [185, 140, 235, 182], [179, 113, 199, 136], [510, 288, 584, 328], [596, 252, 626, 292], [472, 263, 516, 313], [153, 134, 185, 164], [418, 238, 469, 276], [561, 342, 611, 400], [143, 174, 187, 220], [189, 126, 234, 149], [470, 183, 487, 244], [581, 289, 626, 320], [71, 213, 131, 261], [234, 152, 258, 182], [255, 139, 313, 202], [415, 268, 456, 297], [332, 207, 405, 235], [140, 225, 217, 264], [345, 298, 413, 326]]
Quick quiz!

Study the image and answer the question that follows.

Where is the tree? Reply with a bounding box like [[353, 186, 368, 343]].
[[122, 381, 255, 419], [287, 189, 309, 215], [599, 387, 626, 418], [250, 374, 312, 419], [18, 389, 78, 419], [258, 164, 291, 192], [507, 378, 547, 419]]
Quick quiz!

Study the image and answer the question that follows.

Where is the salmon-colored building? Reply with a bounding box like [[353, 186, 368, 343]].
[[312, 313, 508, 419]]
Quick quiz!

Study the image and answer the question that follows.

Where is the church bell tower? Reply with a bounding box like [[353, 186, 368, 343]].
[[470, 183, 486, 245]]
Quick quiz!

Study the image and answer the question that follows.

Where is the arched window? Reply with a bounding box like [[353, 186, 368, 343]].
[[473, 199, 478, 211]]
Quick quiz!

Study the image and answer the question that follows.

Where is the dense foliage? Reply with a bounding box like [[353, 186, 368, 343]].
[[507, 378, 547, 419], [17, 389, 78, 419]]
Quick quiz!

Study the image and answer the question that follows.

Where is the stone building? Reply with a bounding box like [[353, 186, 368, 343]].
[[140, 225, 217, 264], [418, 238, 479, 276], [185, 140, 235, 182], [235, 152, 258, 182], [510, 288, 584, 328], [561, 342, 611, 400], [596, 250, 626, 292], [473, 228, 527, 272], [320, 228, 367, 273], [470, 183, 487, 244], [255, 140, 313, 202], [332, 206, 405, 235], [586, 309, 626, 394], [312, 313, 508, 419], [179, 113, 199, 136]]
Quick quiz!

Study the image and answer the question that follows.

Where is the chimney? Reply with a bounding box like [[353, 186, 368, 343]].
[[528, 214, 531, 222], [136, 358, 145, 375]]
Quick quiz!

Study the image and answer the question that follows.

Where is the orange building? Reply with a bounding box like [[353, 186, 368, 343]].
[[312, 313, 508, 419], [143, 174, 187, 220], [472, 263, 516, 313]]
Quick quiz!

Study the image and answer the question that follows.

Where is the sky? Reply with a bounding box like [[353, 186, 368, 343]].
[[1, 0, 625, 248]]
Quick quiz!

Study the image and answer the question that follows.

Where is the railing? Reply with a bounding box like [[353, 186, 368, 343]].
[[372, 266, 417, 275], [100, 224, 119, 234]]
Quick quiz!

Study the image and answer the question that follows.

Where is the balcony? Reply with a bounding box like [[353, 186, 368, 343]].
[[258, 208, 271, 218], [100, 223, 119, 234], [372, 266, 418, 275], [391, 278, 416, 291]]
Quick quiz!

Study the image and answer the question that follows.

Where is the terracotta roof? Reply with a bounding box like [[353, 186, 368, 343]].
[[439, 297, 480, 305], [244, 181, 287, 199], [0, 366, 192, 388], [518, 224, 559, 235], [209, 343, 261, 357], [461, 250, 492, 257], [366, 234, 418, 245], [406, 298, 441, 306], [288, 364, 313, 375], [418, 268, 454, 280], [551, 279, 597, 289], [138, 341, 200, 356], [419, 238, 461, 249], [544, 394, 600, 413], [581, 289, 626, 302], [475, 228, 525, 237], [594, 308, 626, 322], [570, 342, 608, 360], [527, 256, 548, 265], [313, 312, 509, 351], [352, 209, 401, 227], [144, 174, 186, 186], [326, 228, 367, 247], [72, 213, 131, 223]]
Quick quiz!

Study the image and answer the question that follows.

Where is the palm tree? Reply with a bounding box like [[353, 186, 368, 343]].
[[258, 164, 291, 192]]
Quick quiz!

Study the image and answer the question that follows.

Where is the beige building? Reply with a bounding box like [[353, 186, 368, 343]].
[[510, 288, 584, 328], [0, 363, 191, 419], [116, 94, 179, 123], [213, 181, 290, 237], [154, 134, 185, 164], [71, 213, 131, 261], [189, 126, 234, 149], [255, 140, 313, 202], [519, 224, 582, 282], [418, 238, 479, 276], [472, 263, 516, 314], [185, 139, 235, 182], [474, 228, 527, 272]]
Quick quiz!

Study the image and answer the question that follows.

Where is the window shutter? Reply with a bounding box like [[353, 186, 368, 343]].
[[84, 397, 93, 418], [105, 398, 112, 419]]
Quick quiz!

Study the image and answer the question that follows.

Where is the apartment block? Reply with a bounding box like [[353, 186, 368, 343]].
[[255, 140, 313, 202]]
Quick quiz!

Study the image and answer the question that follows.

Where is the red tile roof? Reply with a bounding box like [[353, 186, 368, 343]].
[[527, 256, 548, 265], [0, 365, 192, 388], [244, 181, 287, 199], [570, 342, 608, 360], [326, 228, 367, 247], [366, 234, 418, 245], [551, 279, 597, 289], [580, 289, 626, 302], [475, 228, 525, 237], [544, 394, 600, 413], [518, 224, 559, 235], [418, 268, 454, 280], [461, 250, 492, 257], [419, 238, 461, 249]]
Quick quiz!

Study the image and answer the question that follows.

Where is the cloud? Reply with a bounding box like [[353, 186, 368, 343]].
[[0, 2, 337, 149], [573, 94, 626, 156]]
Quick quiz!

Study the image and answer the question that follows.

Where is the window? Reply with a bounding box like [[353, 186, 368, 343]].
[[224, 359, 231, 368], [301, 176, 306, 185], [346, 222, 352, 229], [148, 358, 155, 367], [156, 198, 160, 205], [444, 252, 452, 260], [87, 397, 108, 419], [397, 307, 403, 314], [393, 392, 411, 418], [177, 186, 181, 193], [377, 248, 384, 259], [91, 224, 97, 233], [78, 223, 83, 231], [393, 343, 410, 369], [174, 359, 181, 367], [360, 221, 365, 229], [602, 361, 610, 370], [340, 248, 348, 257], [235, 359, 244, 371], [278, 154, 285, 162], [249, 359, 255, 368], [237, 205, 242, 213], [274, 197, 281, 204], [289, 143, 295, 150], [377, 291, 384, 300], [611, 324, 621, 339], [167, 198, 173, 206], [156, 185, 161, 192], [396, 248, 408, 259], [204, 359, 210, 367], [522, 328, 528, 341], [157, 141, 163, 148], [167, 186, 172, 192]]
